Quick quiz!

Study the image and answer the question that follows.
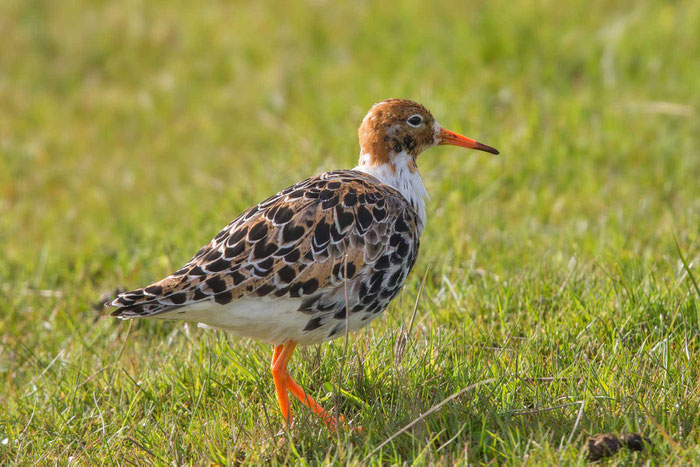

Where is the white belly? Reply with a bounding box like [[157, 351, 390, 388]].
[[152, 295, 381, 346]]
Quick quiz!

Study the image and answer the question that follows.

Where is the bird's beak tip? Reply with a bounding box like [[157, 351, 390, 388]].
[[439, 128, 499, 155]]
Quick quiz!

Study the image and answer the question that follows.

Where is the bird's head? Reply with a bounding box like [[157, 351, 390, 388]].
[[357, 99, 498, 168]]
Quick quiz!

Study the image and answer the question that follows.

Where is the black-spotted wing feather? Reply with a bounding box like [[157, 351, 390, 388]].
[[110, 170, 419, 318]]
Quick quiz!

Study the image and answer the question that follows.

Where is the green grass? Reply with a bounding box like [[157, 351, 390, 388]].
[[1, 0, 699, 464]]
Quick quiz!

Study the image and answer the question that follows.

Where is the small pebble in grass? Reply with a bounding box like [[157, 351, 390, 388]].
[[587, 432, 652, 461]]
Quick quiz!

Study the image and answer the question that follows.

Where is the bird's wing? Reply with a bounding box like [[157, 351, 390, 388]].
[[109, 170, 419, 318]]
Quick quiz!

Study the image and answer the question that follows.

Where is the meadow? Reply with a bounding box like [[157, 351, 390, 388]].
[[1, 0, 699, 464]]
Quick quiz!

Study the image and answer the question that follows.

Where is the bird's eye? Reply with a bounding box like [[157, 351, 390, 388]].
[[407, 115, 423, 127]]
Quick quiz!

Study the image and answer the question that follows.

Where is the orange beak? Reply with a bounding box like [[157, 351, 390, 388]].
[[439, 128, 499, 155]]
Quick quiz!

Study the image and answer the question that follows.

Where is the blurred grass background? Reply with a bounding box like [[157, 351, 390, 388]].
[[1, 0, 699, 463]]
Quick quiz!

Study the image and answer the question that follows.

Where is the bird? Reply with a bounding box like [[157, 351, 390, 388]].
[[109, 99, 498, 430]]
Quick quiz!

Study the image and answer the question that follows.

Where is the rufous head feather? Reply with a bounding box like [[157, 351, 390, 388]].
[[358, 99, 498, 168]]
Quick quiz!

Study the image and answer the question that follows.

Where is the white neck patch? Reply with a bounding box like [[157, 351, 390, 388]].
[[354, 152, 429, 236]]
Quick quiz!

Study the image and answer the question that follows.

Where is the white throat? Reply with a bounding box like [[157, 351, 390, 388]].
[[354, 152, 429, 235]]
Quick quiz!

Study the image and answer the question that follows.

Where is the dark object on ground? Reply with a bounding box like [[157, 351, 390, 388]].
[[587, 432, 652, 461]]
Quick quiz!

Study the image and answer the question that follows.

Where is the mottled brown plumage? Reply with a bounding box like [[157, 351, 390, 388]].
[[111, 170, 419, 344]]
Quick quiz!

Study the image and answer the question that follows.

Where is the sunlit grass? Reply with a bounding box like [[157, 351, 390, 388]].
[[1, 0, 699, 463]]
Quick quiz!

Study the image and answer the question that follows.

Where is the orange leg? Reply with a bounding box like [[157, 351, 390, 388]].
[[270, 341, 342, 430], [286, 374, 339, 428], [271, 345, 283, 366], [271, 343, 292, 424]]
